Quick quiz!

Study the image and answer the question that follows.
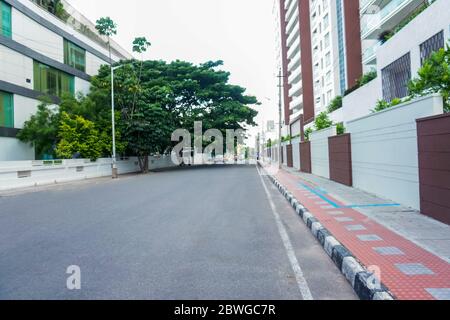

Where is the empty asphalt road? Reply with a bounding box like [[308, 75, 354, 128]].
[[0, 165, 357, 300]]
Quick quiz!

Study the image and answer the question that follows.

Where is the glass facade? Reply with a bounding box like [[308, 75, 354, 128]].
[[33, 61, 75, 97], [336, 0, 346, 95], [64, 39, 86, 72], [0, 0, 12, 38], [0, 91, 14, 128]]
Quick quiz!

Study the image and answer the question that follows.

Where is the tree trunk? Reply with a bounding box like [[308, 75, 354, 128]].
[[138, 155, 149, 174]]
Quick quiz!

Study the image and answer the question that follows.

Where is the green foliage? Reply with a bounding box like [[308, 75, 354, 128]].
[[358, 71, 377, 87], [344, 71, 377, 96], [336, 122, 346, 135], [17, 98, 59, 159], [91, 59, 259, 168], [409, 45, 450, 112], [304, 128, 313, 141], [132, 37, 151, 54], [54, 0, 70, 22], [327, 96, 343, 113], [56, 112, 103, 161], [372, 98, 403, 113], [314, 112, 333, 131], [95, 17, 117, 37]]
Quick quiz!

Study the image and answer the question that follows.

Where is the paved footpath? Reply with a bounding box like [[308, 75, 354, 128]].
[[270, 166, 450, 300]]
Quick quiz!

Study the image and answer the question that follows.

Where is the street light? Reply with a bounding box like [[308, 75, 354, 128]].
[[111, 64, 125, 179]]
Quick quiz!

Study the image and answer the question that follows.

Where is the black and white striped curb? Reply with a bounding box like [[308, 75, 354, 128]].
[[261, 166, 395, 300]]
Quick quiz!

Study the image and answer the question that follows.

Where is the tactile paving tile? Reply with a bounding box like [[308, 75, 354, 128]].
[[345, 225, 367, 231], [357, 234, 383, 242], [275, 170, 450, 300], [374, 247, 405, 256], [395, 263, 435, 276], [335, 217, 354, 222], [426, 288, 450, 300]]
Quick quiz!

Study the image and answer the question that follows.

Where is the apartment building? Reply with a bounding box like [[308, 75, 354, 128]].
[[360, 0, 432, 72], [0, 0, 132, 161], [274, 0, 362, 136]]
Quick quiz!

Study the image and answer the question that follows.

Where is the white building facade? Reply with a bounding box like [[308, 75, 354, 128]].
[[0, 0, 131, 161]]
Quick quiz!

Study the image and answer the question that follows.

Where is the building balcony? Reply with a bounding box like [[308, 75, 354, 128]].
[[286, 0, 298, 23], [362, 41, 382, 65], [361, 0, 424, 40], [287, 37, 300, 60], [289, 79, 303, 97], [288, 66, 302, 84], [286, 23, 300, 48], [290, 94, 303, 111], [288, 50, 301, 71], [360, 0, 384, 14]]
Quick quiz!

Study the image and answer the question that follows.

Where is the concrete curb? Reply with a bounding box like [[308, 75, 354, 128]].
[[259, 164, 395, 300]]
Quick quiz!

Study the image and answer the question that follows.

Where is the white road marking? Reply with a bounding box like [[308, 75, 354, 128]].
[[256, 167, 314, 300]]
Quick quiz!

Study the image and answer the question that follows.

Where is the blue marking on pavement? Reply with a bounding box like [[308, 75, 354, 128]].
[[299, 183, 340, 208], [342, 204, 401, 208], [299, 183, 400, 209]]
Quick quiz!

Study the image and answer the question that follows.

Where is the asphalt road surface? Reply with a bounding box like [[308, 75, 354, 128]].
[[0, 165, 357, 300]]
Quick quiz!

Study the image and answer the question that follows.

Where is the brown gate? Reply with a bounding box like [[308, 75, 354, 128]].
[[300, 141, 311, 173], [286, 145, 293, 168], [328, 134, 353, 186], [417, 113, 450, 225]]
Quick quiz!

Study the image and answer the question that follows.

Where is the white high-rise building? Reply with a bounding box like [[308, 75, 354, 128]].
[[0, 0, 132, 160]]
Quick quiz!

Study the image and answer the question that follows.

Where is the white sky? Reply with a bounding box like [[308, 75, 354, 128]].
[[67, 0, 279, 147]]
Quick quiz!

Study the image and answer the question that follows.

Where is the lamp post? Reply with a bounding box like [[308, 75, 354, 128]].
[[277, 69, 283, 170], [111, 64, 124, 179]]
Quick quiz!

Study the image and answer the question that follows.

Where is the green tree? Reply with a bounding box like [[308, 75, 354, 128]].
[[95, 17, 117, 66], [409, 45, 450, 112], [17, 98, 60, 159], [89, 59, 259, 172], [55, 112, 103, 160]]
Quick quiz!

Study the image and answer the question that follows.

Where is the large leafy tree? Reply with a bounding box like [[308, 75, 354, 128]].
[[89, 59, 259, 172]]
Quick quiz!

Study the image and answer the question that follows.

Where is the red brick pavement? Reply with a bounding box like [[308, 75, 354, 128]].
[[275, 169, 450, 300]]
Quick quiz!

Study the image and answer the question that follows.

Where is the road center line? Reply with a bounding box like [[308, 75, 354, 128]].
[[256, 167, 314, 300]]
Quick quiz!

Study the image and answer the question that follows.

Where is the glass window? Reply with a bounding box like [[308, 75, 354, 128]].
[[33, 61, 75, 97], [0, 0, 12, 38], [0, 91, 14, 128], [64, 39, 86, 72]]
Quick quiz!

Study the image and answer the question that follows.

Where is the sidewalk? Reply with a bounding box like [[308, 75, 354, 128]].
[[262, 163, 450, 300]]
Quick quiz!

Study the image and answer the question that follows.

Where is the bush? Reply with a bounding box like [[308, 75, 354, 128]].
[[409, 45, 450, 113], [336, 122, 346, 135], [344, 71, 377, 96], [314, 112, 333, 131], [372, 98, 404, 113], [327, 96, 343, 113], [304, 128, 313, 141]]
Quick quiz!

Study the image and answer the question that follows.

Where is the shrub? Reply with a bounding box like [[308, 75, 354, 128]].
[[314, 112, 333, 131], [409, 45, 450, 112], [304, 128, 313, 141], [327, 96, 343, 113], [336, 122, 346, 135]]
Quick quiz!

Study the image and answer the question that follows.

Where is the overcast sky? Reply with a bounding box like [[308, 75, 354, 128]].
[[68, 0, 280, 146]]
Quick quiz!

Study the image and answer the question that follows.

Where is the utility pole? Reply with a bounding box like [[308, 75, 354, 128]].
[[277, 69, 283, 170]]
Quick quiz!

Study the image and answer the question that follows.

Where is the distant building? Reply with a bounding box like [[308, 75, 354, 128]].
[[0, 0, 132, 160]]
